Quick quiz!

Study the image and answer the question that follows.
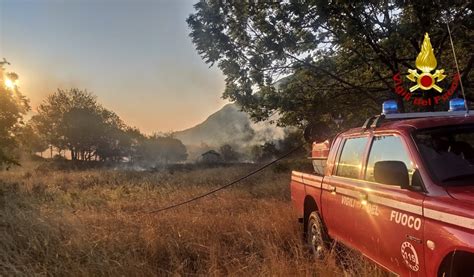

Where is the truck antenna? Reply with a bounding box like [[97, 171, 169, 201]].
[[446, 22, 469, 114]]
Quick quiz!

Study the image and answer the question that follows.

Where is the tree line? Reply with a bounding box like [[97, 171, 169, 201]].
[[0, 68, 188, 167], [29, 88, 188, 164], [1, 67, 298, 168]]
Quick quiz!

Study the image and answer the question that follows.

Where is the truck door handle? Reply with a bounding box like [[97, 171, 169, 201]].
[[325, 184, 337, 194], [359, 192, 368, 201], [406, 235, 422, 244]]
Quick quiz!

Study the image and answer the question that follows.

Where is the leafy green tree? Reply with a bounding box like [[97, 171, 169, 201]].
[[188, 1, 473, 132], [0, 65, 30, 166], [31, 89, 188, 164], [32, 89, 131, 161], [33, 89, 87, 157]]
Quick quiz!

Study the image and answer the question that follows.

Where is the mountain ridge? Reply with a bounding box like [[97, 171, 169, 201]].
[[173, 103, 287, 159]]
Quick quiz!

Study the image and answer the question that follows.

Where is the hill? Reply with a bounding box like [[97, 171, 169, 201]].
[[174, 104, 287, 160]]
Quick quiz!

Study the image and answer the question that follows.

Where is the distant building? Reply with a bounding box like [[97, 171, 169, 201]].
[[200, 150, 222, 164]]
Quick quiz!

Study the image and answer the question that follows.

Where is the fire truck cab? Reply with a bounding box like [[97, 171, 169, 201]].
[[290, 99, 474, 276]]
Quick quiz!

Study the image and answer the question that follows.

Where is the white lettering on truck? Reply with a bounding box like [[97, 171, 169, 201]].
[[390, 211, 421, 230], [341, 196, 379, 216]]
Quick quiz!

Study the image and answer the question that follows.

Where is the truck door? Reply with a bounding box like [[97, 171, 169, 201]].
[[321, 136, 369, 248], [355, 134, 426, 275]]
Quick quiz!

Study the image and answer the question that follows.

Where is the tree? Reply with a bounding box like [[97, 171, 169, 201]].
[[123, 127, 146, 163], [0, 64, 30, 166], [277, 130, 305, 153], [219, 144, 240, 162], [17, 123, 48, 156], [92, 109, 131, 162], [251, 142, 279, 163], [32, 89, 130, 161], [137, 134, 188, 165], [155, 135, 188, 163], [32, 89, 90, 158], [188, 1, 473, 132]]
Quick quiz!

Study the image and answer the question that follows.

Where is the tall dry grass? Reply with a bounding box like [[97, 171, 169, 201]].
[[0, 163, 385, 276]]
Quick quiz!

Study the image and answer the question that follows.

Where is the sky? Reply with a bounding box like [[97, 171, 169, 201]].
[[0, 0, 227, 134]]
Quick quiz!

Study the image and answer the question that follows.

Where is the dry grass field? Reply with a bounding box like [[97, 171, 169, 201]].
[[0, 162, 385, 276]]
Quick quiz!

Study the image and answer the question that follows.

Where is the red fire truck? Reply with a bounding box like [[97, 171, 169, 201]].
[[290, 99, 474, 276]]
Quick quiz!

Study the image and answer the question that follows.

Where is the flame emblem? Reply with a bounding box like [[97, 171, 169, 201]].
[[407, 33, 446, 92]]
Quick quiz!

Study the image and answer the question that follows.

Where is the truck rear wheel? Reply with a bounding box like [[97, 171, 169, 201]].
[[306, 211, 329, 260]]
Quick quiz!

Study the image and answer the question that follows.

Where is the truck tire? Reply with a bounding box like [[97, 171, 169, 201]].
[[306, 211, 330, 260]]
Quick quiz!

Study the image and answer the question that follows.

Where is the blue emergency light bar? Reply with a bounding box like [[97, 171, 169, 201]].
[[382, 100, 399, 115], [449, 98, 467, 112], [379, 99, 471, 120]]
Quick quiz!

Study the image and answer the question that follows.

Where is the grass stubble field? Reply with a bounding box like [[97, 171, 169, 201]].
[[0, 162, 386, 276]]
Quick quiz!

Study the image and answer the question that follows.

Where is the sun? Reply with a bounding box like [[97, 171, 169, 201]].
[[4, 78, 15, 89]]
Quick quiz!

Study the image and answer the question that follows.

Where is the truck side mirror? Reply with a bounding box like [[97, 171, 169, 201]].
[[374, 161, 409, 188]]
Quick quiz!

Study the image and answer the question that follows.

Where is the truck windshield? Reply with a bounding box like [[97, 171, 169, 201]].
[[414, 124, 474, 186]]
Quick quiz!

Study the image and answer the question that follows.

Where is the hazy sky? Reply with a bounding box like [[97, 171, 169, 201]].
[[0, 0, 227, 133]]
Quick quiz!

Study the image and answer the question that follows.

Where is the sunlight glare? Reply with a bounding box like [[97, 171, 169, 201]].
[[4, 78, 15, 89]]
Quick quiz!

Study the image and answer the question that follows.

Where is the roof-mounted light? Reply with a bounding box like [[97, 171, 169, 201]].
[[382, 100, 399, 115], [449, 98, 467, 112]]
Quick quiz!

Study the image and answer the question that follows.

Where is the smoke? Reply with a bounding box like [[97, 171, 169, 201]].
[[174, 104, 292, 161], [249, 116, 287, 145]]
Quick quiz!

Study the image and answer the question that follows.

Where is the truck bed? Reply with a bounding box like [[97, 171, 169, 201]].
[[290, 171, 324, 219]]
